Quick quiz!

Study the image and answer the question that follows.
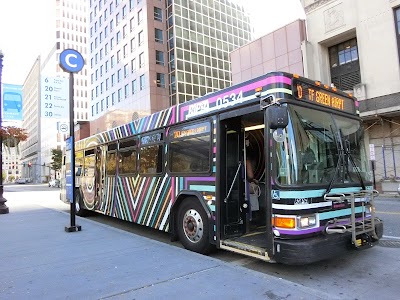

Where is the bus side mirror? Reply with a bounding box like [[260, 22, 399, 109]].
[[267, 105, 288, 129]]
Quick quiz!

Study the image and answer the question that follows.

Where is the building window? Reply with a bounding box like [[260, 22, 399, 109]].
[[139, 52, 145, 67], [394, 7, 400, 65], [154, 7, 162, 21], [117, 69, 122, 81], [116, 13, 121, 26], [329, 38, 361, 91], [123, 44, 128, 57], [122, 5, 127, 18], [117, 50, 121, 62], [130, 37, 136, 52], [125, 84, 129, 97], [124, 64, 129, 77], [140, 74, 145, 90], [111, 55, 115, 67], [130, 17, 135, 31], [155, 50, 164, 65], [155, 28, 163, 43], [123, 25, 127, 37], [130, 0, 134, 10], [131, 58, 136, 72], [118, 88, 122, 101], [156, 73, 165, 88], [117, 31, 121, 43], [132, 79, 137, 94], [138, 30, 144, 46], [138, 9, 143, 24]]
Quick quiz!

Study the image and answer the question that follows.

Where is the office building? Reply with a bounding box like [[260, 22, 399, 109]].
[[89, 0, 252, 133], [20, 0, 89, 182], [300, 0, 400, 191]]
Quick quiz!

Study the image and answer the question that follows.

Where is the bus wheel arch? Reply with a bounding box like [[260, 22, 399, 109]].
[[171, 193, 215, 254]]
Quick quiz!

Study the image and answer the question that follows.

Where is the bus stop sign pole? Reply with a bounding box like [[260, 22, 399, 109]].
[[59, 49, 84, 232]]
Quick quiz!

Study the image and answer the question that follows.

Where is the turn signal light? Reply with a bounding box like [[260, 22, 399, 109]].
[[273, 216, 296, 229]]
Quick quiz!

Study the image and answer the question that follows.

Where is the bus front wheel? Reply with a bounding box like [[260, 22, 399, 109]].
[[177, 198, 212, 254]]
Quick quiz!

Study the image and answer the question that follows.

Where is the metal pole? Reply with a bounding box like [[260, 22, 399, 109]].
[[0, 50, 9, 214], [382, 146, 387, 179], [65, 72, 81, 232]]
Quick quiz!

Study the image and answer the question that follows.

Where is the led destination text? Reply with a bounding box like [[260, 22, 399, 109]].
[[293, 79, 355, 113]]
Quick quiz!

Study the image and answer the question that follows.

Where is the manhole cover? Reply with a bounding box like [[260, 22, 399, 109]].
[[378, 239, 400, 248]]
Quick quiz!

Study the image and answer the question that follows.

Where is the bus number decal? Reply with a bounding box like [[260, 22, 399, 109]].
[[216, 90, 243, 109], [294, 198, 310, 205], [188, 100, 210, 117]]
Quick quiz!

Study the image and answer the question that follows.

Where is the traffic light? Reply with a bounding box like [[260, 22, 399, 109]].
[[28, 162, 32, 168]]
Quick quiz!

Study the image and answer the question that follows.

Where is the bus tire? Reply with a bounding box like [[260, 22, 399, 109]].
[[75, 191, 87, 217], [177, 198, 213, 255]]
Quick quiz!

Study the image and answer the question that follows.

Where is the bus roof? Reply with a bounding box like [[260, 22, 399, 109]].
[[75, 72, 357, 149]]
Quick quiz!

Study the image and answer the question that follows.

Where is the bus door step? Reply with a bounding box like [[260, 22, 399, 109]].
[[220, 239, 271, 262], [224, 223, 243, 237]]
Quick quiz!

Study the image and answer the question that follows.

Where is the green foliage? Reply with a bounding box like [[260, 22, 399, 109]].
[[51, 149, 63, 172]]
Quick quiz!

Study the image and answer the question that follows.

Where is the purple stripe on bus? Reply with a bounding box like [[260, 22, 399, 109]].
[[184, 177, 216, 182], [276, 216, 372, 235]]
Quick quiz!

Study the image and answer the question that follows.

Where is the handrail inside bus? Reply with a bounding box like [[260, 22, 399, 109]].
[[224, 161, 242, 203]]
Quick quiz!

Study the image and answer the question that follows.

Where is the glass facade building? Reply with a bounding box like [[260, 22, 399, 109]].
[[89, 0, 252, 132]]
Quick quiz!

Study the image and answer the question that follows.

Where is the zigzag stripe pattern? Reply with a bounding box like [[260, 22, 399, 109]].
[[103, 174, 173, 231]]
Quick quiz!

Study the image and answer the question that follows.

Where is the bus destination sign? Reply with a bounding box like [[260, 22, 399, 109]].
[[293, 79, 355, 114], [171, 122, 210, 139]]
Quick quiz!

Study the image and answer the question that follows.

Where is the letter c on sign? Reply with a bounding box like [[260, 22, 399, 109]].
[[65, 53, 78, 68]]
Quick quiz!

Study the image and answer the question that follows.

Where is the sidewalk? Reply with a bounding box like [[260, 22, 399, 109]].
[[0, 192, 337, 300]]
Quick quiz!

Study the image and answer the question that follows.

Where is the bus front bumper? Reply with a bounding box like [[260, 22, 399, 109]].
[[273, 220, 383, 265]]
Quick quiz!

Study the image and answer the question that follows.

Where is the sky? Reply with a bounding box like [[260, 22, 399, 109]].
[[0, 0, 305, 85]]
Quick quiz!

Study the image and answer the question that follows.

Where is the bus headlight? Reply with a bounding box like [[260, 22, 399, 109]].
[[297, 215, 317, 228]]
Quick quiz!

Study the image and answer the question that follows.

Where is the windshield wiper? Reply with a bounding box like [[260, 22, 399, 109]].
[[324, 125, 366, 195], [324, 124, 342, 195], [341, 130, 366, 190]]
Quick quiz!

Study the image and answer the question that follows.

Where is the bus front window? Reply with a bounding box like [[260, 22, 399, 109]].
[[276, 105, 371, 186]]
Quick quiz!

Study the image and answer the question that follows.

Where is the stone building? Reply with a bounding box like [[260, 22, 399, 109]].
[[301, 0, 400, 191]]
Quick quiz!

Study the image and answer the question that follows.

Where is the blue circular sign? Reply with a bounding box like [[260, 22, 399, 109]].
[[59, 49, 84, 73]]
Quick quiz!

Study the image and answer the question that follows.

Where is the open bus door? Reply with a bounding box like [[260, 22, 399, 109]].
[[218, 108, 281, 261], [219, 117, 246, 237]]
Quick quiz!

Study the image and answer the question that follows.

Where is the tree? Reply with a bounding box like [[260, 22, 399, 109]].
[[0, 126, 28, 148], [51, 149, 63, 178]]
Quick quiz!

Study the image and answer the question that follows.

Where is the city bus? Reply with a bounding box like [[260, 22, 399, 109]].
[[60, 71, 383, 264]]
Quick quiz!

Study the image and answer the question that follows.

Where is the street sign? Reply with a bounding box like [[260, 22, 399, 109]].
[[59, 49, 84, 73], [65, 137, 73, 202], [41, 76, 69, 119], [2, 84, 23, 121], [369, 144, 376, 161], [58, 121, 69, 134]]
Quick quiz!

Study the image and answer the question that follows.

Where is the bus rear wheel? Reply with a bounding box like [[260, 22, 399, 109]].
[[177, 198, 213, 254]]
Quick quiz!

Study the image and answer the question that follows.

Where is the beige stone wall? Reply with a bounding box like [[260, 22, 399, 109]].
[[302, 0, 400, 98], [230, 20, 306, 84], [302, 0, 400, 188]]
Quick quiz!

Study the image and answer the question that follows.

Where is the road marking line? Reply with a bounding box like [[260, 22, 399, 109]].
[[376, 211, 400, 215]]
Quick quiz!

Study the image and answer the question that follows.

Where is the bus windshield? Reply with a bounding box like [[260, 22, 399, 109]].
[[276, 105, 371, 186]]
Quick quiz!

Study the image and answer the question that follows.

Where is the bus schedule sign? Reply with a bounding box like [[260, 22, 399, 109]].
[[293, 79, 356, 114]]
